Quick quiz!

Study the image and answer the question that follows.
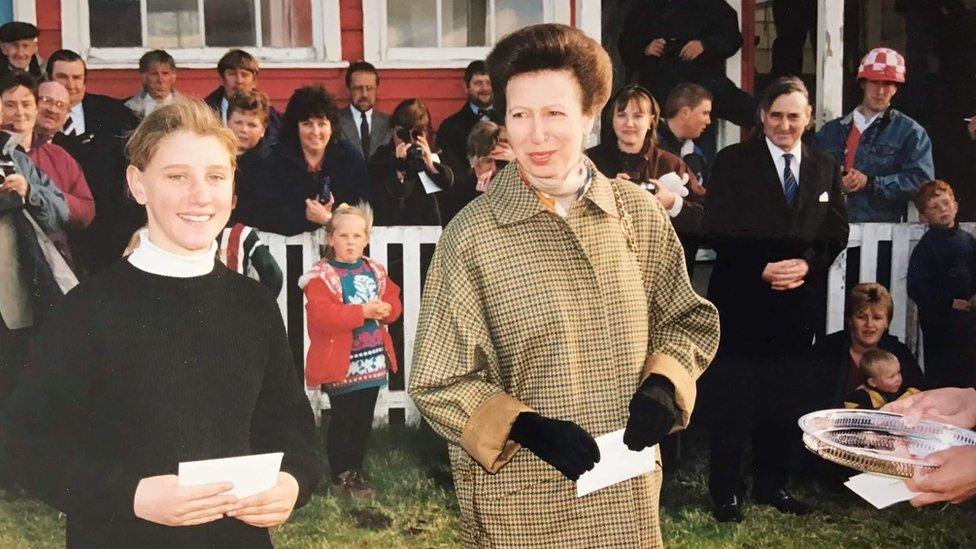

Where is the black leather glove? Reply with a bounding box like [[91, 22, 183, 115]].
[[509, 412, 600, 481], [623, 374, 678, 451]]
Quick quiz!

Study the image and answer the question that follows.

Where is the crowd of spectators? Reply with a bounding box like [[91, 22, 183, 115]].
[[0, 1, 975, 529]]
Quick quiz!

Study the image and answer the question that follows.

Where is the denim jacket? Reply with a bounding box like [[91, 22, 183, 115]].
[[815, 108, 934, 222]]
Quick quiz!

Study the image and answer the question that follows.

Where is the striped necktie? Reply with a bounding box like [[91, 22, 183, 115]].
[[61, 115, 75, 136], [783, 153, 798, 208]]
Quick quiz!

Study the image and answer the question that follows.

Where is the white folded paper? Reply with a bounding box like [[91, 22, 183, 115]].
[[178, 452, 284, 499], [576, 429, 656, 497], [419, 153, 443, 194], [845, 473, 918, 509]]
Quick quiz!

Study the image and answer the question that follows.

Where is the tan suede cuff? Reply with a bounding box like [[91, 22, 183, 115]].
[[459, 392, 533, 473], [641, 352, 697, 431]]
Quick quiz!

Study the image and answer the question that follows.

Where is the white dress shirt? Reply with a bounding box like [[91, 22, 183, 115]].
[[66, 102, 86, 135], [765, 136, 802, 191], [220, 96, 229, 124], [350, 106, 373, 139]]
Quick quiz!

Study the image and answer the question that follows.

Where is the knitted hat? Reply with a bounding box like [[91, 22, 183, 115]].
[[857, 48, 906, 84], [0, 22, 39, 43]]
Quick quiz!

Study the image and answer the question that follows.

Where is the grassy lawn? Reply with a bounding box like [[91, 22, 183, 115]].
[[2, 424, 974, 548]]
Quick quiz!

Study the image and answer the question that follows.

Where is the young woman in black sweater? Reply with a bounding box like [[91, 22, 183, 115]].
[[2, 98, 321, 548]]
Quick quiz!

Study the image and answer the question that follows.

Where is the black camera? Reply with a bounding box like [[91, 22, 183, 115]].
[[394, 126, 427, 173], [661, 38, 679, 58], [0, 153, 23, 213], [318, 175, 332, 205]]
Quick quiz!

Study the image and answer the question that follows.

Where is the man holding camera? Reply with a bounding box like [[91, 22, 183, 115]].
[[619, 0, 756, 128], [0, 129, 69, 401]]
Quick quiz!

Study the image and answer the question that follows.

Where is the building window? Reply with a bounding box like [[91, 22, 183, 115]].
[[364, 0, 571, 66], [63, 0, 342, 67]]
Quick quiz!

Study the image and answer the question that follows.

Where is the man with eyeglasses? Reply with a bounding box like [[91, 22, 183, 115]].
[[1, 76, 95, 265], [338, 61, 391, 161]]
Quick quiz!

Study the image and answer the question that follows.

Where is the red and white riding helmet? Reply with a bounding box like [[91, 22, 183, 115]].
[[857, 47, 906, 83]]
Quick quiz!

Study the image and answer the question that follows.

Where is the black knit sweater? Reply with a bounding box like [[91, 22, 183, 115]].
[[2, 260, 320, 548]]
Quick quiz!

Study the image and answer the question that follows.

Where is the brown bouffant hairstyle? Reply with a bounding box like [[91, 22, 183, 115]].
[[486, 24, 612, 116], [126, 97, 238, 171], [391, 98, 434, 138], [846, 282, 894, 323], [466, 121, 508, 161], [913, 179, 956, 212], [227, 89, 272, 127], [859, 348, 899, 378], [663, 82, 713, 119]]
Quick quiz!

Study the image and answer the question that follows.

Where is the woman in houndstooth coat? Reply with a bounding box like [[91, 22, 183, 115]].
[[409, 24, 720, 548]]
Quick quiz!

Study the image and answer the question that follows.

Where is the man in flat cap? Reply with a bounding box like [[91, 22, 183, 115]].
[[0, 21, 43, 80]]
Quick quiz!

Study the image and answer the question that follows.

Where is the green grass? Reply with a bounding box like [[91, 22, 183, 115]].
[[2, 425, 974, 548]]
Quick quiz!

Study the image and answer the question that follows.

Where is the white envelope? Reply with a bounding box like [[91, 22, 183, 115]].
[[179, 452, 284, 499], [576, 429, 656, 497], [844, 473, 918, 509], [419, 152, 444, 194], [818, 191, 830, 202]]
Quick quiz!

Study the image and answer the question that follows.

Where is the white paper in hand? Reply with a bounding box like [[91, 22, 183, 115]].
[[844, 473, 918, 509], [576, 429, 656, 497], [419, 153, 443, 194], [179, 452, 284, 499]]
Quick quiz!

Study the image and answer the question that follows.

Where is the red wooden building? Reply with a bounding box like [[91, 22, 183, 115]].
[[21, 0, 604, 132]]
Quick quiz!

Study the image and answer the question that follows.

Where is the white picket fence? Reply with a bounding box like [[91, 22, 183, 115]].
[[827, 222, 976, 366], [261, 226, 442, 426], [262, 222, 976, 423]]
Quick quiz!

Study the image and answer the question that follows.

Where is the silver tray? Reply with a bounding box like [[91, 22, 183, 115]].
[[798, 409, 976, 478]]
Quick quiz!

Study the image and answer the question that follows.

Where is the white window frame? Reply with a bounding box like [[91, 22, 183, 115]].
[[362, 0, 584, 68], [12, 0, 37, 24], [60, 0, 346, 69]]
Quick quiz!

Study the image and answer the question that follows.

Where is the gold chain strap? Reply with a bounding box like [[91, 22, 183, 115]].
[[609, 179, 646, 285]]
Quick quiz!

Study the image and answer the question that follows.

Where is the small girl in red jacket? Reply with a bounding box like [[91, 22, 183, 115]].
[[299, 203, 401, 498]]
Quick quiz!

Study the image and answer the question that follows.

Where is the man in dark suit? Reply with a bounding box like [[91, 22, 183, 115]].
[[434, 61, 505, 225], [46, 49, 143, 275], [701, 77, 849, 522], [338, 61, 391, 161]]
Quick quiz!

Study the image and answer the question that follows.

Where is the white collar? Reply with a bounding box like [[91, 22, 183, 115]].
[[765, 136, 802, 163], [351, 105, 372, 122], [142, 92, 174, 115], [853, 108, 882, 133], [67, 101, 85, 133], [128, 229, 217, 278]]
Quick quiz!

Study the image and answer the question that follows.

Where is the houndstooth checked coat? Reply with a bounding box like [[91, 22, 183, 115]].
[[409, 160, 720, 548]]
